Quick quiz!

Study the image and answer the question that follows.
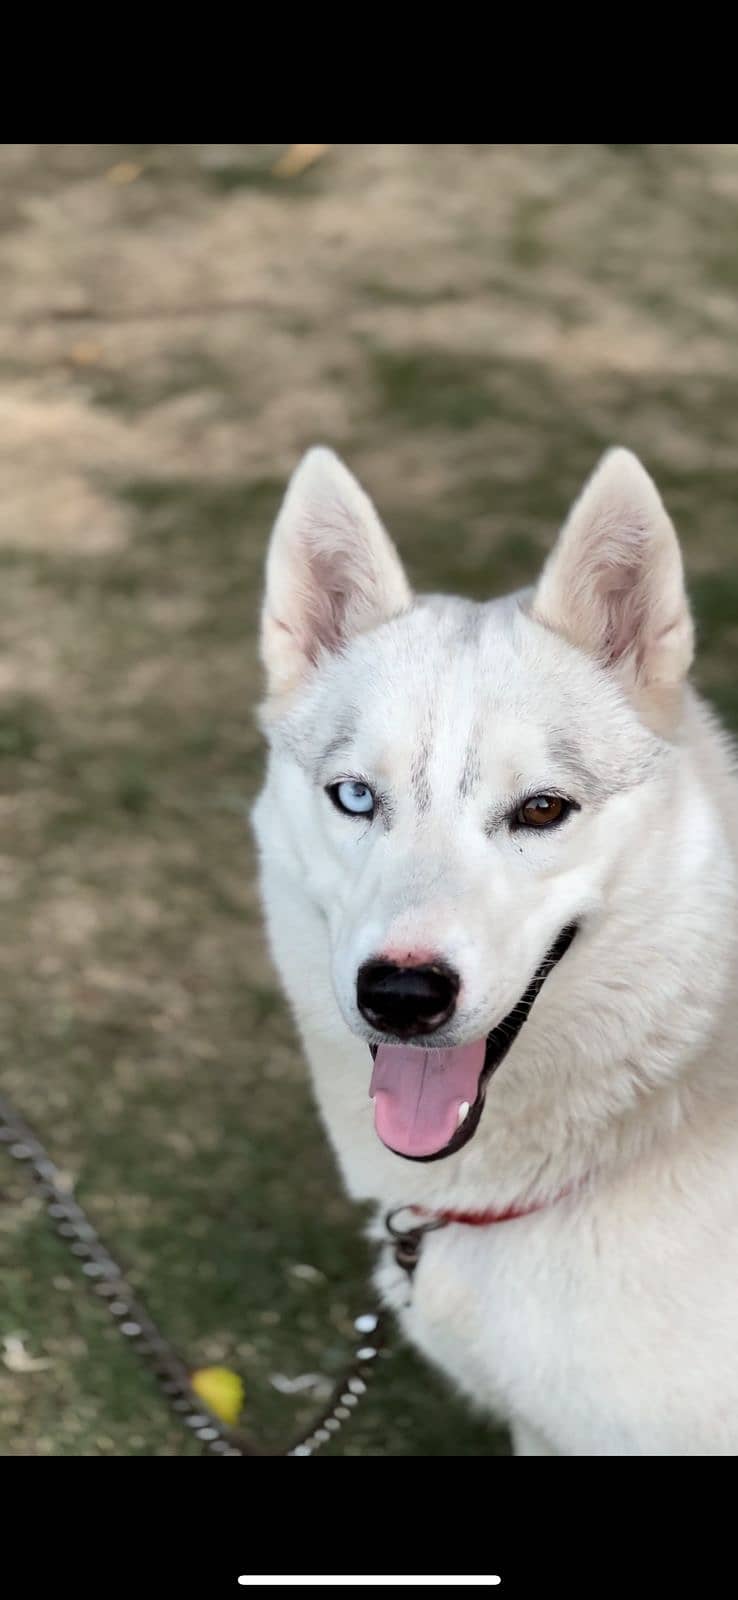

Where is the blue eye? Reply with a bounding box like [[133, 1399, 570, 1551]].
[[329, 780, 375, 817]]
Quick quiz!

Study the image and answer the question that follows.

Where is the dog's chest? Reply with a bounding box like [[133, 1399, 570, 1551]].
[[376, 1217, 584, 1421], [373, 1200, 738, 1455], [373, 1211, 669, 1454]]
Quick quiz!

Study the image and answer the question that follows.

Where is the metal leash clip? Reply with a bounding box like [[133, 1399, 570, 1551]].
[[385, 1206, 448, 1280]]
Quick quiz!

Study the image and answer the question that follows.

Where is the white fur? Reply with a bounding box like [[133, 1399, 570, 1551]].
[[252, 446, 738, 1456]]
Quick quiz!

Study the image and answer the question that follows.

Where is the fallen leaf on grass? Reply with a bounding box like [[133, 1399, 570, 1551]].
[[271, 145, 330, 179], [2, 1334, 52, 1373]]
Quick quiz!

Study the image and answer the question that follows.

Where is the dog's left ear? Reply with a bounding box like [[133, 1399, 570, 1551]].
[[532, 448, 694, 731]]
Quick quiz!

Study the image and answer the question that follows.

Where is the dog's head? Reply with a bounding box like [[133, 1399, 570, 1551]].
[[258, 447, 695, 1162]]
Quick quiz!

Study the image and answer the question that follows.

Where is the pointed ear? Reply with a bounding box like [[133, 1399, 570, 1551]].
[[531, 449, 694, 730], [260, 447, 412, 703]]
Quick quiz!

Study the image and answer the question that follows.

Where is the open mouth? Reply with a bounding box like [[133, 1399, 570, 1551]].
[[368, 924, 578, 1162]]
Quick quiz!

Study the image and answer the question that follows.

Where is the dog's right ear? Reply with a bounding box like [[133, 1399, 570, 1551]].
[[260, 448, 412, 704]]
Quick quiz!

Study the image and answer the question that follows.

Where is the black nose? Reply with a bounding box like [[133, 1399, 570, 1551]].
[[357, 959, 460, 1038]]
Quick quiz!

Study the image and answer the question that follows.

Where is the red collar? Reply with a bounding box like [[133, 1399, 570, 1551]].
[[385, 1189, 579, 1282], [413, 1183, 579, 1228]]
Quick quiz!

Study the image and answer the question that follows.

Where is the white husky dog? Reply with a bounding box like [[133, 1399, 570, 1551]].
[[252, 444, 738, 1456]]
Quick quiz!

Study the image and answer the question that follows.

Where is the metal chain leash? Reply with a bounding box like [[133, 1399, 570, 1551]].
[[0, 1091, 388, 1457]]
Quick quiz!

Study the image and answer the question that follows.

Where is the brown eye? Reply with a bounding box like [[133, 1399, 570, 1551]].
[[516, 795, 568, 829]]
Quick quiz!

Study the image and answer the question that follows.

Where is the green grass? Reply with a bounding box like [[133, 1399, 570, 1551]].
[[86, 351, 240, 418], [0, 695, 47, 761]]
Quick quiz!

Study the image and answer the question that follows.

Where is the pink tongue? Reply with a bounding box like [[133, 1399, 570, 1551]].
[[369, 1039, 487, 1157]]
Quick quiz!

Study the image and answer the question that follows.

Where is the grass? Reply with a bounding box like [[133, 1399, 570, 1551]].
[[0, 696, 47, 760], [85, 351, 240, 418]]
